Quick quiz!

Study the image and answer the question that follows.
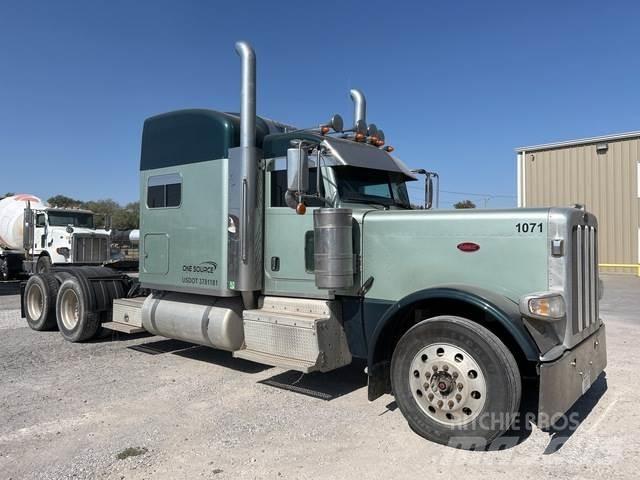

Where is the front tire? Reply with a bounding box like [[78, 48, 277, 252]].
[[391, 316, 521, 446]]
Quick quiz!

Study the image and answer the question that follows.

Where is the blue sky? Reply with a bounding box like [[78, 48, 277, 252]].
[[2, 1, 639, 208]]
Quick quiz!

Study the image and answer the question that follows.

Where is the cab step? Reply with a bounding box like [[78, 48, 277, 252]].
[[101, 321, 146, 334], [233, 349, 317, 373], [233, 297, 351, 373]]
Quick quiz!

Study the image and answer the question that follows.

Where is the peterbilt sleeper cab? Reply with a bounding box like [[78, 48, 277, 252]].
[[21, 42, 606, 446]]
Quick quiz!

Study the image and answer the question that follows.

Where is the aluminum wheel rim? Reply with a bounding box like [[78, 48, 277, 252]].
[[59, 289, 80, 330], [409, 342, 487, 426], [26, 284, 44, 319]]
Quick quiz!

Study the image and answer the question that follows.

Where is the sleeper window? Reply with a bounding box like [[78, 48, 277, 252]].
[[147, 173, 182, 208]]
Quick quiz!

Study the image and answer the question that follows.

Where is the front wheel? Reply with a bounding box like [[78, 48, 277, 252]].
[[391, 316, 521, 446]]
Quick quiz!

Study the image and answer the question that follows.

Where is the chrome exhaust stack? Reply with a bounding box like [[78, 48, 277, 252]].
[[235, 41, 256, 149], [228, 41, 263, 309], [349, 88, 367, 131]]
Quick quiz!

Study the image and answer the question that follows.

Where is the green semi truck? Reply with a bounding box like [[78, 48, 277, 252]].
[[21, 42, 606, 446]]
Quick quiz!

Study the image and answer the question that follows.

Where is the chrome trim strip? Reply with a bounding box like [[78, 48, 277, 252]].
[[590, 227, 596, 326], [140, 282, 238, 297], [577, 226, 583, 331]]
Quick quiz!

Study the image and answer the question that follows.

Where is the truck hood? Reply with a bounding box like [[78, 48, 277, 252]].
[[48, 227, 110, 245], [359, 208, 551, 302]]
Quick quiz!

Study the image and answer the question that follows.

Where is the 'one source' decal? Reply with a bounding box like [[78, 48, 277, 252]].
[[181, 261, 218, 287]]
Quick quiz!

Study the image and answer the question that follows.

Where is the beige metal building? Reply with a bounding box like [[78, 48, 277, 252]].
[[517, 131, 640, 275]]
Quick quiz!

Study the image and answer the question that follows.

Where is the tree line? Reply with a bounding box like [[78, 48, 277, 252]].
[[47, 195, 139, 230], [0, 192, 139, 230], [453, 200, 476, 209]]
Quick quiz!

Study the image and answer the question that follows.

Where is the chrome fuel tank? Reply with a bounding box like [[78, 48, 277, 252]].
[[142, 292, 244, 351], [313, 208, 354, 289]]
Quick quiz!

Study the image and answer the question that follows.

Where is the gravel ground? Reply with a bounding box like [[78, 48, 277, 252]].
[[0, 276, 638, 479]]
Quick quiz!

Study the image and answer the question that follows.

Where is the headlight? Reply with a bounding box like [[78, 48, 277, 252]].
[[520, 293, 565, 320]]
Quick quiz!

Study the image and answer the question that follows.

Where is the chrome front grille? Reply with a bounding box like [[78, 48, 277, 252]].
[[573, 225, 598, 334], [73, 235, 109, 263]]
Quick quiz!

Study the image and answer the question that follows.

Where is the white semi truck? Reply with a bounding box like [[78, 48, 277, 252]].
[[0, 194, 111, 279]]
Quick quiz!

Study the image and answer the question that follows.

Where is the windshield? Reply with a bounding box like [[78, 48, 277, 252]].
[[334, 166, 412, 208], [47, 211, 95, 228]]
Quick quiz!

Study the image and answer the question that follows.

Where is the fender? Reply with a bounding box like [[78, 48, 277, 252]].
[[366, 285, 540, 398]]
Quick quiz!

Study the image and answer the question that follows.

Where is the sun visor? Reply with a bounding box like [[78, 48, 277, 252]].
[[320, 136, 417, 180]]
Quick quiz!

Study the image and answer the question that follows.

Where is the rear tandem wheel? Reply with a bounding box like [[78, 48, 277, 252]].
[[24, 274, 60, 331]]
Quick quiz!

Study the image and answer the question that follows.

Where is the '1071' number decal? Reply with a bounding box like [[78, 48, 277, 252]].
[[516, 222, 543, 233]]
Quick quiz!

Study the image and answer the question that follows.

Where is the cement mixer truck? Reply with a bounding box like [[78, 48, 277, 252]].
[[20, 42, 607, 447], [0, 194, 111, 279]]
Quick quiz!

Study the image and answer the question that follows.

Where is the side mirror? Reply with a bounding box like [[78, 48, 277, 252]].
[[411, 169, 439, 210], [23, 205, 34, 250], [425, 177, 434, 210], [287, 147, 309, 212]]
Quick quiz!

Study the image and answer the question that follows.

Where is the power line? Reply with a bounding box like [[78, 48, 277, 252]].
[[440, 190, 516, 199], [407, 185, 515, 199]]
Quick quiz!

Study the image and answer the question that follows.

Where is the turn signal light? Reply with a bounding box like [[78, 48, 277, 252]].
[[375, 139, 385, 147], [384, 146, 394, 152], [355, 132, 366, 142], [296, 203, 307, 215], [320, 126, 330, 135], [528, 295, 565, 320]]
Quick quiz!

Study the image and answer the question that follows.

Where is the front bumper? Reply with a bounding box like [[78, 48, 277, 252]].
[[537, 323, 607, 428]]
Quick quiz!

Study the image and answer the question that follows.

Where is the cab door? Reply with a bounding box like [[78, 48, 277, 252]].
[[35, 213, 47, 249], [263, 160, 327, 297]]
